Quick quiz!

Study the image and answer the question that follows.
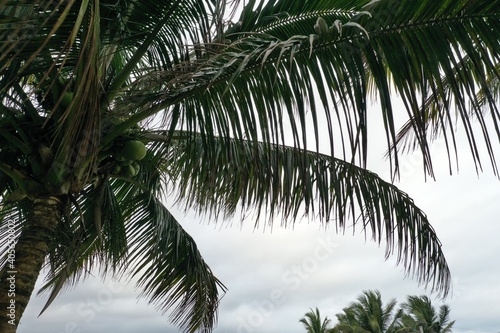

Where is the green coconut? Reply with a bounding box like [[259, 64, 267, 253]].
[[60, 91, 74, 108], [121, 140, 147, 161], [131, 162, 140, 175], [111, 164, 122, 175], [119, 159, 132, 166], [121, 164, 138, 178]]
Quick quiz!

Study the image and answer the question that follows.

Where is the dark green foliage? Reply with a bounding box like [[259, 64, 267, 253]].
[[326, 290, 455, 333]]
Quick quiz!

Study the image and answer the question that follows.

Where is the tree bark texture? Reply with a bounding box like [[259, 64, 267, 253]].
[[0, 197, 62, 333]]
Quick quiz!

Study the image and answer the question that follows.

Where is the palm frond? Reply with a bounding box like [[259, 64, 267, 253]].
[[1, 0, 226, 190], [401, 295, 455, 333], [124, 191, 225, 333], [114, 0, 500, 182], [388, 60, 500, 178], [37, 149, 224, 333], [144, 132, 451, 294], [37, 181, 128, 314]]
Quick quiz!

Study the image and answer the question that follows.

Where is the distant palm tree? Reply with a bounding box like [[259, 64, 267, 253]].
[[300, 307, 333, 333], [329, 309, 371, 333], [331, 290, 402, 333], [399, 296, 455, 333]]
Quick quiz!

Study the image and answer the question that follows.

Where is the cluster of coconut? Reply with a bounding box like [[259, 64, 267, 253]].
[[111, 140, 147, 178]]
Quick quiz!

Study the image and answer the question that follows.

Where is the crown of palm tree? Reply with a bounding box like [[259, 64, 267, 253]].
[[300, 307, 333, 333], [400, 295, 455, 333], [332, 290, 402, 333]]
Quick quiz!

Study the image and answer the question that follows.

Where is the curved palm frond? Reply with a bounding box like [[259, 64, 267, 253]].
[[124, 190, 225, 333], [115, 0, 500, 180], [142, 132, 450, 294], [387, 60, 500, 178], [0, 0, 220, 84], [437, 305, 454, 333], [225, 0, 370, 36], [36, 149, 225, 333]]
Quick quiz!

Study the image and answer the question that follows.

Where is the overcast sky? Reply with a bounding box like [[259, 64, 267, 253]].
[[17, 111, 500, 333]]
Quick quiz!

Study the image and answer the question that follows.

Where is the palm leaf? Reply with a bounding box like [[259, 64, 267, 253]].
[[1, 0, 223, 189], [37, 150, 225, 333], [124, 191, 224, 333], [114, 0, 500, 180], [388, 60, 500, 178], [144, 132, 451, 294]]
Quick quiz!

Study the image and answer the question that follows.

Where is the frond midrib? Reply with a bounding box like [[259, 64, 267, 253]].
[[159, 11, 500, 107], [371, 12, 500, 35], [254, 9, 362, 34]]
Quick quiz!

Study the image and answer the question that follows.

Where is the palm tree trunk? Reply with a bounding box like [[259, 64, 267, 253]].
[[0, 197, 62, 333]]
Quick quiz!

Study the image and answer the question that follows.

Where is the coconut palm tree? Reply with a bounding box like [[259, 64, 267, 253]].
[[300, 307, 332, 333], [399, 296, 455, 333], [331, 290, 403, 333], [329, 308, 371, 333], [1, 0, 499, 332]]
